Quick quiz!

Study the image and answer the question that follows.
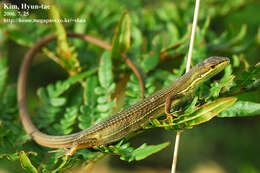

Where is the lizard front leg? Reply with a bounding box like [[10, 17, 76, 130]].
[[165, 94, 184, 117]]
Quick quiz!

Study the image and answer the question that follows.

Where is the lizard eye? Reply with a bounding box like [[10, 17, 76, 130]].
[[210, 64, 216, 69]]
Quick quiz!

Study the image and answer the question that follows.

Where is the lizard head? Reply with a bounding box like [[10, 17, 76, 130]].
[[195, 56, 230, 80]]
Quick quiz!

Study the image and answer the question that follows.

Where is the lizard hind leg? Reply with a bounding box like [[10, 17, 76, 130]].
[[65, 137, 98, 156], [64, 144, 80, 156]]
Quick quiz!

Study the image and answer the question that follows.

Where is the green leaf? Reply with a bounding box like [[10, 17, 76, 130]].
[[65, 68, 97, 86], [131, 26, 143, 48], [49, 5, 69, 52], [208, 25, 248, 53], [218, 100, 260, 117], [19, 151, 38, 173], [50, 97, 67, 107], [85, 76, 98, 108], [73, 8, 88, 35], [0, 57, 8, 97], [49, 5, 81, 74], [7, 30, 34, 46], [41, 68, 96, 100], [3, 86, 17, 109], [111, 12, 131, 59], [201, 15, 211, 35], [166, 22, 180, 44], [131, 142, 170, 161], [235, 63, 260, 88], [97, 103, 111, 112], [125, 74, 142, 107], [66, 85, 83, 107], [174, 97, 237, 128], [0, 153, 19, 161], [257, 27, 260, 44], [79, 105, 92, 129], [209, 65, 235, 98], [55, 106, 78, 134], [184, 96, 198, 114], [156, 2, 180, 22], [142, 35, 162, 73], [94, 51, 116, 122], [49, 156, 69, 173], [96, 141, 169, 162], [98, 51, 113, 88], [229, 24, 247, 45], [144, 97, 237, 130]]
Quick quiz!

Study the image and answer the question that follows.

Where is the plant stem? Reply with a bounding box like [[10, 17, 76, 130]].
[[171, 131, 181, 173], [186, 0, 200, 73], [171, 0, 200, 172]]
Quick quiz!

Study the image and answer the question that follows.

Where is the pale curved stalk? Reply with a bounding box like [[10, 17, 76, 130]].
[[171, 0, 200, 173]]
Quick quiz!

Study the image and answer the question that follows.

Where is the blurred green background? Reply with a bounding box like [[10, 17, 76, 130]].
[[1, 0, 260, 172]]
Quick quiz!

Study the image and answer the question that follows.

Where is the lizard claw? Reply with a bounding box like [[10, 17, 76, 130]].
[[47, 146, 77, 156], [165, 108, 182, 117], [48, 148, 66, 154]]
